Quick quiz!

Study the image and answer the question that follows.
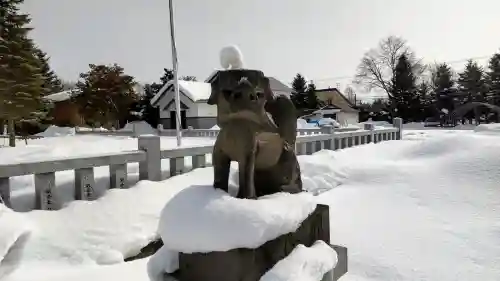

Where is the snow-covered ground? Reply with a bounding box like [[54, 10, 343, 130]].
[[2, 127, 500, 280]]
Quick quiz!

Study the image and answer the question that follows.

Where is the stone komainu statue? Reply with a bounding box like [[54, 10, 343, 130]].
[[207, 69, 302, 198]]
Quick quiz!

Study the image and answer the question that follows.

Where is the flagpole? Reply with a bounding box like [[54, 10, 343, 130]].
[[168, 0, 182, 147]]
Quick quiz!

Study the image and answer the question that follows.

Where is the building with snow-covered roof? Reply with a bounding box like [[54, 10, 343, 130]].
[[42, 89, 84, 126], [150, 80, 216, 129], [43, 89, 82, 102], [312, 88, 360, 125]]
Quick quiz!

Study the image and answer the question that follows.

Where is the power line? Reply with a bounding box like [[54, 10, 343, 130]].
[[312, 53, 495, 84]]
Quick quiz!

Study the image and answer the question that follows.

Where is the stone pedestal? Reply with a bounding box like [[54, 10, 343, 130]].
[[170, 204, 342, 281]]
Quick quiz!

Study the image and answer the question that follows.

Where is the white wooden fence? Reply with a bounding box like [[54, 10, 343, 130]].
[[0, 119, 402, 210], [75, 125, 362, 138]]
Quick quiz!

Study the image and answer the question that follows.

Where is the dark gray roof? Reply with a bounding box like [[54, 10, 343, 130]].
[[204, 70, 292, 93], [268, 77, 292, 93]]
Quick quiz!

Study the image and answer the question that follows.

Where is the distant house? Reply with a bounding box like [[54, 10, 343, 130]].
[[150, 80, 215, 129], [205, 70, 293, 97], [149, 72, 295, 129], [42, 89, 84, 126], [313, 88, 360, 125]]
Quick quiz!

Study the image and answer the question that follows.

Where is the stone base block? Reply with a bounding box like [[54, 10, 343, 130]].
[[170, 204, 345, 281]]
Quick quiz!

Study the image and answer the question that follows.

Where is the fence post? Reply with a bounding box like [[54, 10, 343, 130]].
[[138, 136, 162, 181], [363, 123, 375, 143], [74, 168, 96, 201], [321, 126, 334, 135], [34, 172, 58, 210], [110, 164, 128, 189], [132, 123, 138, 137], [393, 118, 403, 140]]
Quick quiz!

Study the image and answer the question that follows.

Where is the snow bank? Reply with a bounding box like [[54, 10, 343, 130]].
[[4, 259, 150, 281], [9, 169, 214, 271], [474, 123, 500, 133], [158, 186, 316, 253], [260, 240, 337, 281], [35, 126, 76, 137], [76, 127, 109, 132], [0, 205, 32, 279], [314, 130, 500, 280], [209, 124, 220, 130], [120, 121, 157, 135]]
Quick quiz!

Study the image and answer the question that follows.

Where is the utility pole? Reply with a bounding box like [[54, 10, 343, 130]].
[[168, 0, 182, 146]]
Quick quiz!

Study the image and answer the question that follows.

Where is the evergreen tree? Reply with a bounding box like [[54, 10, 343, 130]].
[[458, 60, 487, 103], [389, 54, 419, 121], [0, 0, 46, 146], [33, 47, 63, 94], [159, 68, 174, 84], [417, 81, 432, 106], [417, 81, 434, 120], [430, 63, 456, 115], [74, 64, 137, 128], [485, 53, 500, 105], [138, 83, 162, 127], [291, 73, 307, 94], [290, 73, 308, 110], [136, 68, 177, 127], [431, 63, 455, 93], [305, 81, 320, 109]]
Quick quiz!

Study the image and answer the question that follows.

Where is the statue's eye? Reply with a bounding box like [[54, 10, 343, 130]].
[[222, 89, 232, 99], [256, 92, 264, 98], [233, 91, 242, 99]]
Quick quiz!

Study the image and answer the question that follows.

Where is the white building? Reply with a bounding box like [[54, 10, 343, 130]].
[[313, 88, 360, 125], [150, 80, 216, 129]]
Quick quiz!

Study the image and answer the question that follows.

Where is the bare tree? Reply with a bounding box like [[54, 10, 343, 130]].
[[61, 80, 77, 90], [354, 36, 425, 98], [180, 75, 197, 81]]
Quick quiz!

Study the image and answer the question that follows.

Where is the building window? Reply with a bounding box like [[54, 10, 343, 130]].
[[324, 113, 337, 119]]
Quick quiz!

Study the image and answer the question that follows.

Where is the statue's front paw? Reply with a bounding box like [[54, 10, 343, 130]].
[[213, 182, 229, 193], [236, 188, 257, 199]]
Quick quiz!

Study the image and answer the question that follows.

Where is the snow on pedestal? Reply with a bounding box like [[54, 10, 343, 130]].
[[158, 185, 317, 253], [260, 240, 338, 281], [147, 245, 179, 281], [147, 185, 335, 281]]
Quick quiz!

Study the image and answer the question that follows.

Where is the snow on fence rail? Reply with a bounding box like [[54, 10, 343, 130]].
[[0, 119, 402, 210]]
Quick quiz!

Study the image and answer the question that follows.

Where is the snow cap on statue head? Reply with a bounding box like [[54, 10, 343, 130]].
[[220, 45, 245, 70]]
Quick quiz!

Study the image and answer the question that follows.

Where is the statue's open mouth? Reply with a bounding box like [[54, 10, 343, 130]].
[[224, 110, 264, 124]]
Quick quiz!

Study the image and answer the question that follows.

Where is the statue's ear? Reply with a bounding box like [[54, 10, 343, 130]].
[[207, 77, 218, 105], [263, 77, 274, 102]]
